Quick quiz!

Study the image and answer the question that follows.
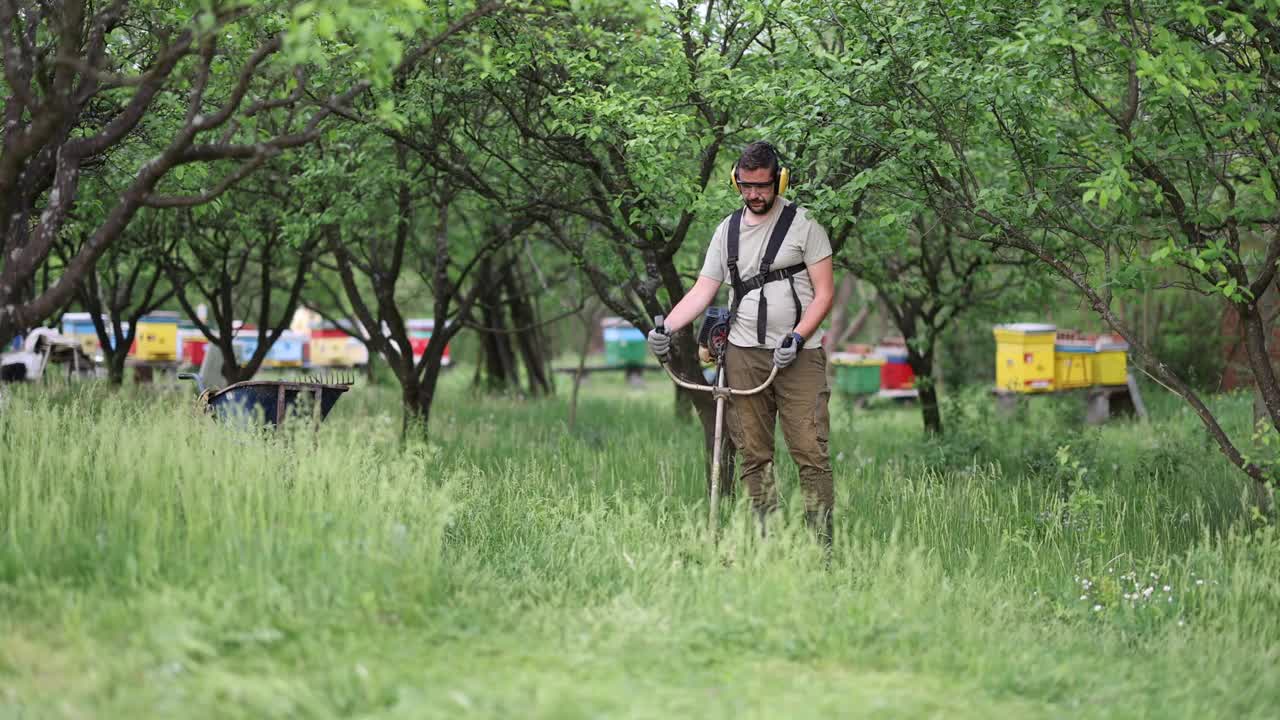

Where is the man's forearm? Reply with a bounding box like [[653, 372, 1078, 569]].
[[793, 257, 835, 342], [793, 289, 833, 341], [663, 276, 721, 332]]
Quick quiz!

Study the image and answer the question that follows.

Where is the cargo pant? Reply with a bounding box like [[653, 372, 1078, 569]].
[[724, 346, 833, 514]]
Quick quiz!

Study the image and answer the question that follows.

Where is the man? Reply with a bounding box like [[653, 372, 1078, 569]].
[[648, 141, 836, 551]]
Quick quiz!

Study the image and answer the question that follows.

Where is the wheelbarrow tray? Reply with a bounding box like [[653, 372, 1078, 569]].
[[207, 380, 350, 426]]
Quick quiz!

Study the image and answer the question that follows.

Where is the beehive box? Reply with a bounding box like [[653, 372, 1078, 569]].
[[1093, 335, 1129, 386], [61, 312, 109, 357], [134, 312, 180, 362], [602, 317, 646, 366], [264, 331, 306, 368], [1054, 332, 1096, 390], [831, 352, 885, 395], [993, 323, 1056, 393]]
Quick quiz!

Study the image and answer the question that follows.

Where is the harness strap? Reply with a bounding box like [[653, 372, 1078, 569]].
[[726, 203, 802, 345], [759, 203, 798, 276]]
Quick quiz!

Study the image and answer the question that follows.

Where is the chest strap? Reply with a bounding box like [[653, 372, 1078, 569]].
[[727, 203, 806, 345]]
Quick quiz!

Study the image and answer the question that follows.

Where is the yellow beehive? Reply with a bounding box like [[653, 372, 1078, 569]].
[[993, 323, 1057, 393], [1053, 333, 1095, 390], [134, 312, 179, 362], [1054, 352, 1094, 389], [1093, 335, 1129, 385], [308, 336, 350, 367]]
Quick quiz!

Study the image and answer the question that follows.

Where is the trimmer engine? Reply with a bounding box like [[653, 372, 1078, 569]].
[[697, 306, 733, 362]]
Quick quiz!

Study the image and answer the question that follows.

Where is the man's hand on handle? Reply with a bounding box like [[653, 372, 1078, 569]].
[[773, 332, 803, 369], [649, 315, 672, 362]]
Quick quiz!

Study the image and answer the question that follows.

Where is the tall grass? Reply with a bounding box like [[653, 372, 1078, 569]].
[[2, 374, 1278, 718]]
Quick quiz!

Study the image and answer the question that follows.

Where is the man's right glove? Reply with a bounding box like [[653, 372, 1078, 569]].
[[648, 316, 672, 361], [647, 326, 672, 361]]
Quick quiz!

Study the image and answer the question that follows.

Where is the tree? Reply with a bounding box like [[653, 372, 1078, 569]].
[[164, 184, 321, 384], [58, 210, 177, 385], [469, 0, 785, 486], [839, 212, 1034, 434], [468, 247, 567, 397], [803, 0, 1280, 488], [0, 0, 506, 348], [303, 126, 529, 437]]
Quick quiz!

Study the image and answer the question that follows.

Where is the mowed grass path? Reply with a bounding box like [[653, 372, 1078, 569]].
[[2, 372, 1278, 718]]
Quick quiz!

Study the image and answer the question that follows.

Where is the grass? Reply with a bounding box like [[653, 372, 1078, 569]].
[[2, 370, 1279, 718]]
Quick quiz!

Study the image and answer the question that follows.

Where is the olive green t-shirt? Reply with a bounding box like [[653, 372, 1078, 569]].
[[699, 199, 832, 348]]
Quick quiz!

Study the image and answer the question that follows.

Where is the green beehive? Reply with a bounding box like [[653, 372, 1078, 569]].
[[602, 318, 647, 366], [831, 353, 885, 395]]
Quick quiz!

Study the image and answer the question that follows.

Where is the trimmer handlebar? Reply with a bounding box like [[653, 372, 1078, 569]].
[[653, 315, 781, 396], [654, 314, 668, 335], [662, 362, 778, 396]]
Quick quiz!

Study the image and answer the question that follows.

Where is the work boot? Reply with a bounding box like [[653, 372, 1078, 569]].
[[804, 508, 834, 564]]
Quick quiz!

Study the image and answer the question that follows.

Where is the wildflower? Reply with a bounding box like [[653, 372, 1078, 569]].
[[1196, 579, 1204, 586], [1080, 595, 1088, 601], [1162, 585, 1171, 592], [1093, 604, 1103, 612], [1142, 587, 1154, 598]]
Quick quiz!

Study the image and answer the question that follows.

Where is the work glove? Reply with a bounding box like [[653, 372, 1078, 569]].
[[648, 315, 672, 361], [773, 332, 804, 369]]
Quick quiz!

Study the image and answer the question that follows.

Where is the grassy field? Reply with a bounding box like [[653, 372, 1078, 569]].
[[2, 370, 1279, 718]]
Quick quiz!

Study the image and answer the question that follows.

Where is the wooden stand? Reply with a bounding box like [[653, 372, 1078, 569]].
[[994, 372, 1148, 424]]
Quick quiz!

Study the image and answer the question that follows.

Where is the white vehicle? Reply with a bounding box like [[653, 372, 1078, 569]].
[[0, 328, 95, 383]]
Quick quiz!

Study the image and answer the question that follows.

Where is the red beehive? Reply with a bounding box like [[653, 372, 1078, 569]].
[[875, 341, 916, 391], [183, 338, 208, 367]]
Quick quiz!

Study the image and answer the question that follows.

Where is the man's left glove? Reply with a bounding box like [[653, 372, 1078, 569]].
[[773, 332, 804, 369]]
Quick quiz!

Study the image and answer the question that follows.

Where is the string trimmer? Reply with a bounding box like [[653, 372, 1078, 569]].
[[654, 310, 790, 537]]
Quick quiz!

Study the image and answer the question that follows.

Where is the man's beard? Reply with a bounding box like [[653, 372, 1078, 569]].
[[746, 196, 775, 216]]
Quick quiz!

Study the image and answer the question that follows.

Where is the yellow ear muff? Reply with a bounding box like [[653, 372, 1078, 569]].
[[730, 162, 791, 196]]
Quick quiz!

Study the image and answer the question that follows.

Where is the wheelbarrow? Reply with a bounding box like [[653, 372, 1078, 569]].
[[653, 312, 786, 538], [179, 372, 353, 427]]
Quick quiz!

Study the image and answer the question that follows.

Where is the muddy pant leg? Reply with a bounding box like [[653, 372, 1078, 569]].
[[725, 347, 779, 513], [776, 348, 834, 514]]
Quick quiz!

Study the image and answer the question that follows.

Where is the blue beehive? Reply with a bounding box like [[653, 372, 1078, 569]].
[[264, 331, 305, 367], [232, 333, 258, 364]]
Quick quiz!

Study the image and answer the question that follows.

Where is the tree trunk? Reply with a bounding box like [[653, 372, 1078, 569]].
[[1237, 301, 1280, 433], [568, 306, 602, 432], [400, 341, 452, 442], [675, 385, 696, 419], [504, 270, 553, 396], [474, 262, 522, 393], [107, 353, 127, 386], [400, 375, 428, 441], [907, 345, 942, 435]]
